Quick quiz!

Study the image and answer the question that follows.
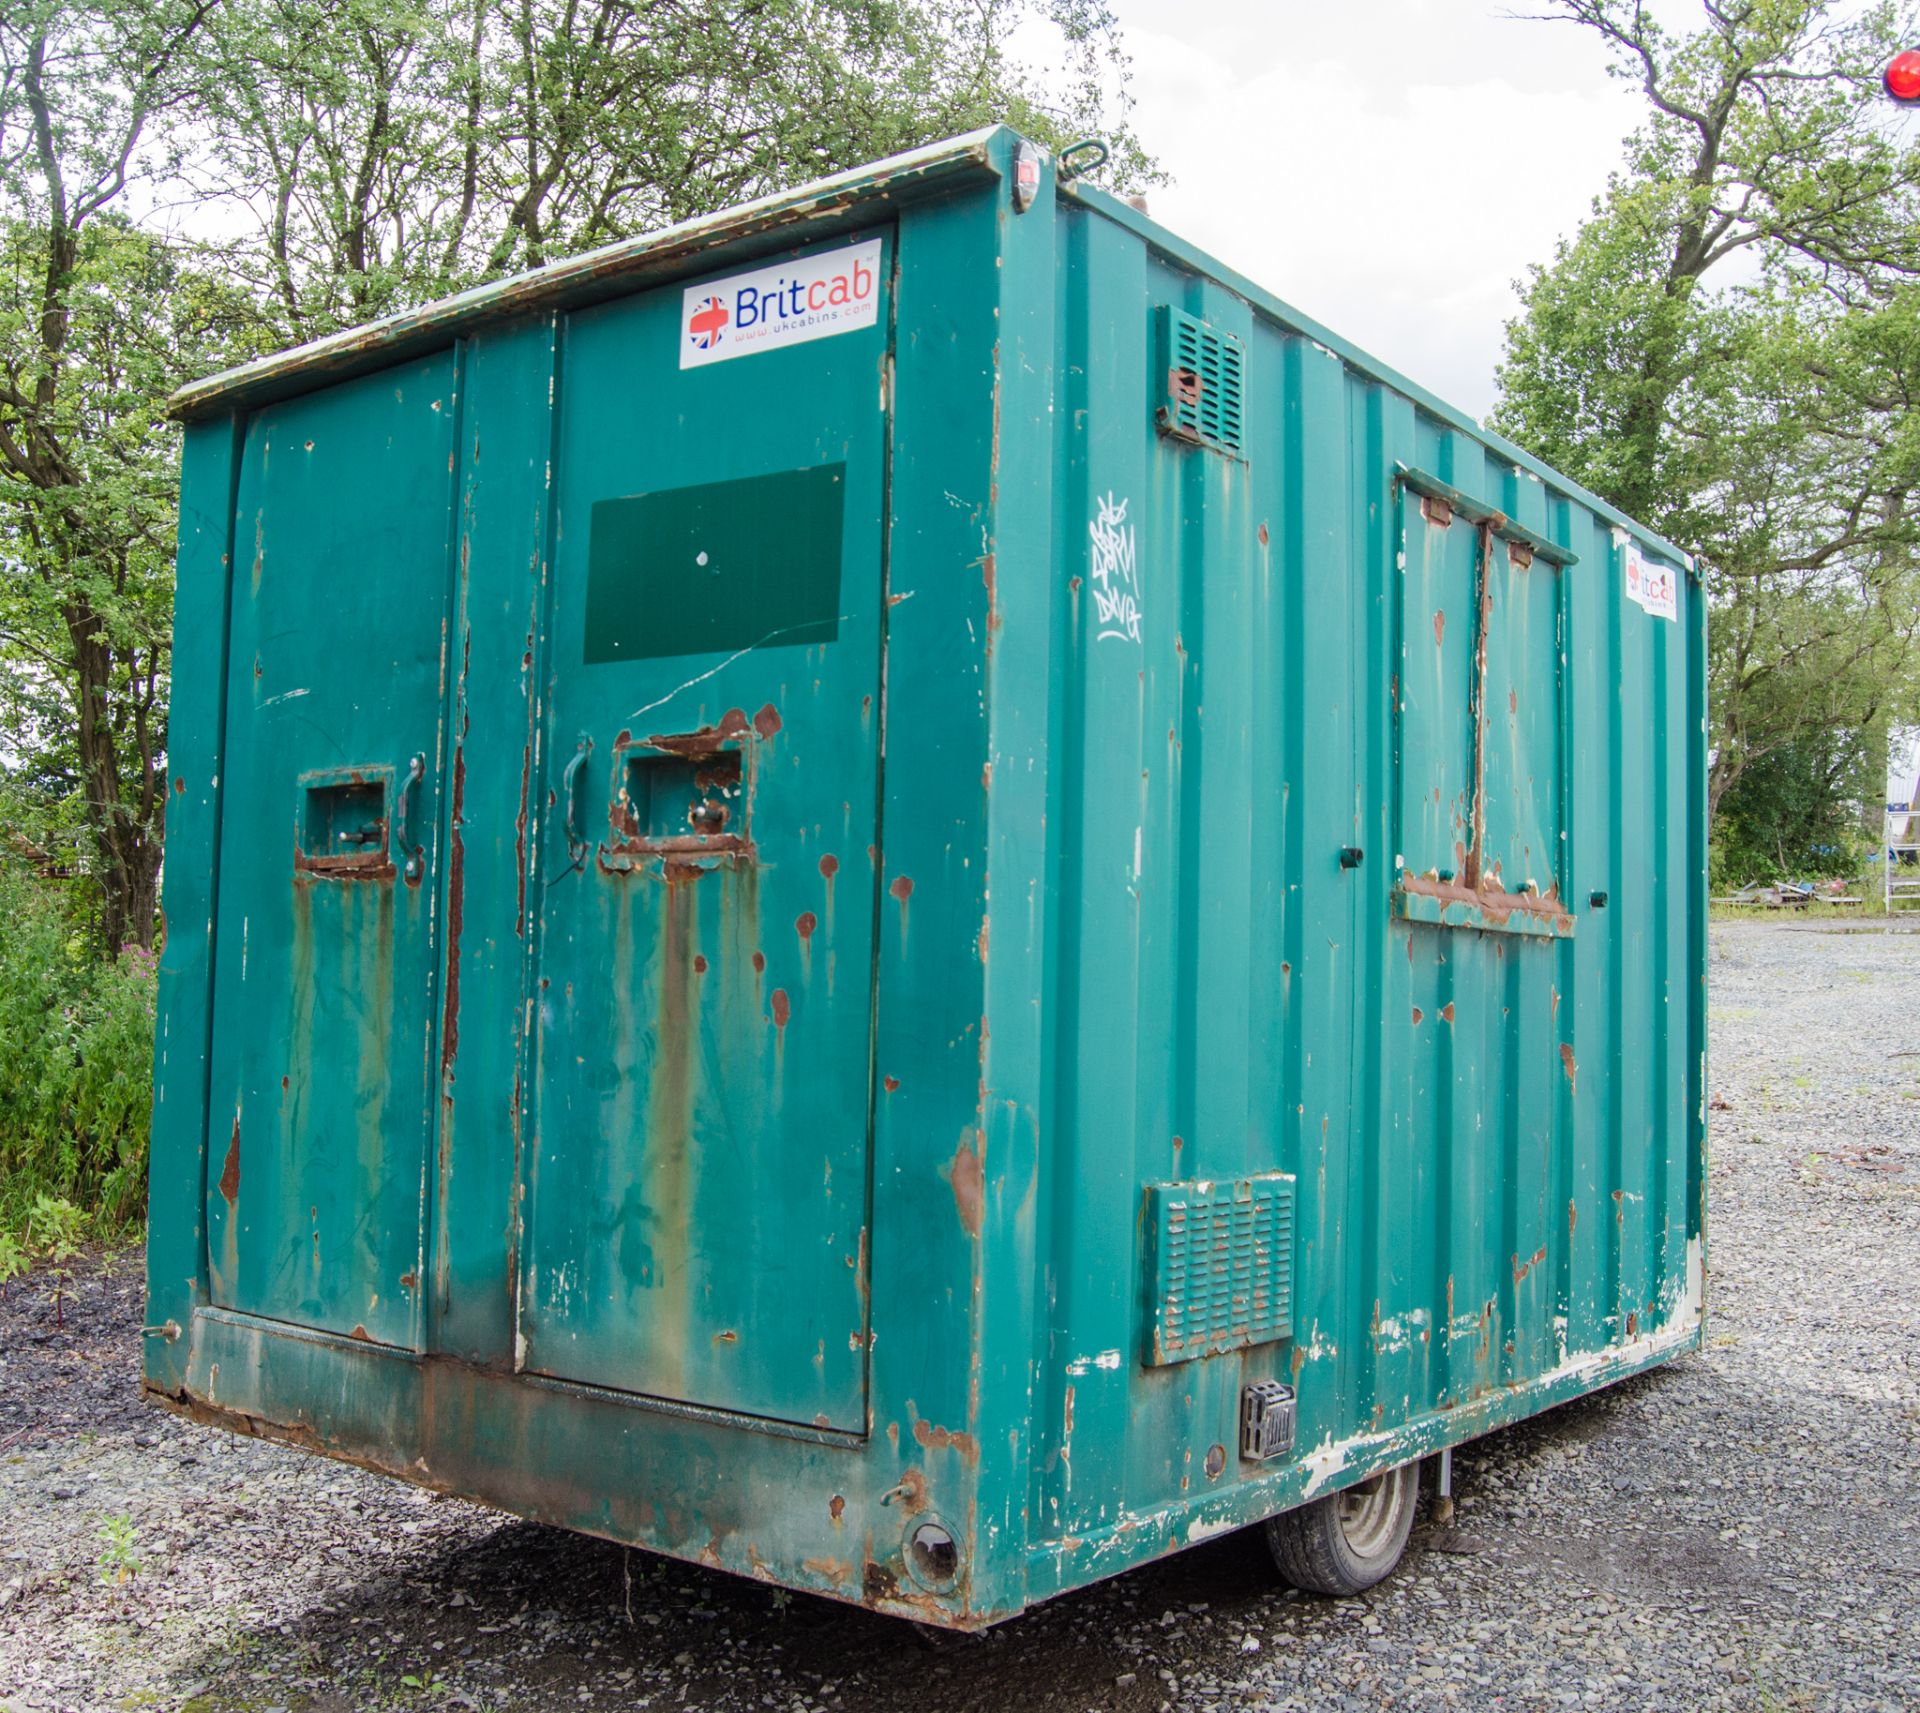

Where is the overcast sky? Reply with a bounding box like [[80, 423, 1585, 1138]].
[[1096, 1, 1651, 421]]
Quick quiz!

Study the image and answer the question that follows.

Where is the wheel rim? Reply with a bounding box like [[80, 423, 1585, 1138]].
[[1335, 1470, 1404, 1559]]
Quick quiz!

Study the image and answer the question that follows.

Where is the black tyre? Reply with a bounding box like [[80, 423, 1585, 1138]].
[[1263, 1462, 1419, 1595]]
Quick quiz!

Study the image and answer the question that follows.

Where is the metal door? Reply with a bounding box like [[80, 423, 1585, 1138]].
[[204, 357, 459, 1349], [520, 232, 890, 1429]]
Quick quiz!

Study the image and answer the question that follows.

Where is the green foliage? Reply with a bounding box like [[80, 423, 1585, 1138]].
[[191, 0, 1156, 342], [0, 216, 263, 949], [0, 2, 246, 955], [0, 856, 155, 1238], [1712, 727, 1884, 884], [28, 1189, 86, 1324], [96, 1513, 141, 1586], [1492, 0, 1920, 841], [30, 1192, 84, 1258]]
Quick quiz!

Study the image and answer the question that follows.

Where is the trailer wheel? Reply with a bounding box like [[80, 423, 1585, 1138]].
[[1263, 1462, 1419, 1596]]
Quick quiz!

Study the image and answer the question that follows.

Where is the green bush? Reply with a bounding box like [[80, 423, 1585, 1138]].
[[1711, 730, 1883, 887], [0, 858, 155, 1237]]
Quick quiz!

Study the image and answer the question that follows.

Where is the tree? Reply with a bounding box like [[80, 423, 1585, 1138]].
[[0, 1, 232, 951], [187, 0, 1153, 343], [1492, 0, 1920, 831], [1713, 721, 1888, 881]]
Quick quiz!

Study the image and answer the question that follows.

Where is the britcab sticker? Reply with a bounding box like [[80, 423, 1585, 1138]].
[[1623, 540, 1678, 622], [680, 239, 882, 369]]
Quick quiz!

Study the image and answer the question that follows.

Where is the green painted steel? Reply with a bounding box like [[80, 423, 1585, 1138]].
[[523, 241, 891, 1429], [147, 126, 1708, 1629]]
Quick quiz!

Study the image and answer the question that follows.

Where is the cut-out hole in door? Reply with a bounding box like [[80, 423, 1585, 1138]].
[[296, 770, 392, 877], [601, 743, 747, 869]]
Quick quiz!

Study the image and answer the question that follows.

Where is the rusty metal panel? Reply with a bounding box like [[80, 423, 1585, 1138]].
[[1025, 186, 1703, 1594], [429, 315, 558, 1364], [144, 415, 242, 1392], [515, 232, 891, 1431], [1397, 484, 1480, 889], [150, 126, 1707, 1632], [202, 357, 459, 1350], [1142, 1176, 1295, 1365]]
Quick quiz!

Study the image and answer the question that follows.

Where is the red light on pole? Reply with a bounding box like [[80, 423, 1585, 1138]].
[[1887, 50, 1920, 106]]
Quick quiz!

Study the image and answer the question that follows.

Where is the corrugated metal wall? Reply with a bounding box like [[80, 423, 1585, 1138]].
[[1029, 196, 1706, 1547]]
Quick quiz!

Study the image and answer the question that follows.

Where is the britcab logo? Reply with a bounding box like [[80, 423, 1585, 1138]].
[[1623, 541, 1678, 622], [679, 239, 882, 370]]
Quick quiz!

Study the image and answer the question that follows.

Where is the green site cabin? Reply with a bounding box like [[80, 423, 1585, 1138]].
[[145, 125, 1708, 1627]]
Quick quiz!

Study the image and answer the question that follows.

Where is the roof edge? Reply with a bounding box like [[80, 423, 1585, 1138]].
[[1059, 177, 1695, 574], [169, 126, 1009, 423]]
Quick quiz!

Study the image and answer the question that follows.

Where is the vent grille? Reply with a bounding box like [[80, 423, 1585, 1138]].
[[1157, 307, 1246, 456], [1143, 1173, 1294, 1365]]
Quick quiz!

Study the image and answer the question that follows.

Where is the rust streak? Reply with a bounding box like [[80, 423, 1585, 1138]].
[[912, 1418, 981, 1466], [770, 989, 791, 1030], [219, 1120, 241, 1207], [514, 736, 531, 937], [1401, 872, 1575, 933], [950, 1132, 984, 1239], [1468, 522, 1495, 886], [441, 743, 467, 1086], [1560, 1042, 1577, 1089], [292, 847, 395, 883]]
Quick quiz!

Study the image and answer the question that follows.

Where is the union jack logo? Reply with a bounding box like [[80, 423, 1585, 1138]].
[[688, 295, 729, 350]]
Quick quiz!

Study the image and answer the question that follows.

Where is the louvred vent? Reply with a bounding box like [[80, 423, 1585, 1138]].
[[1157, 306, 1245, 456]]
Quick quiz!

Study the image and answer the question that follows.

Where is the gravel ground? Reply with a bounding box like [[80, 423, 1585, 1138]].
[[3, 921, 1916, 1713]]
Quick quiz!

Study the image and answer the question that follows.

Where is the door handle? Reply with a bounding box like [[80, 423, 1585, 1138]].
[[561, 740, 592, 868], [395, 753, 426, 881]]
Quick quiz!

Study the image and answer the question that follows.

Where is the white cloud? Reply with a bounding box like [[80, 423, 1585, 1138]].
[[1092, 1, 1649, 419]]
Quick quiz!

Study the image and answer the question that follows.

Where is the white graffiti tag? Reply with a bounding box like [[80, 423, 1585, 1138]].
[[1088, 491, 1142, 644]]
